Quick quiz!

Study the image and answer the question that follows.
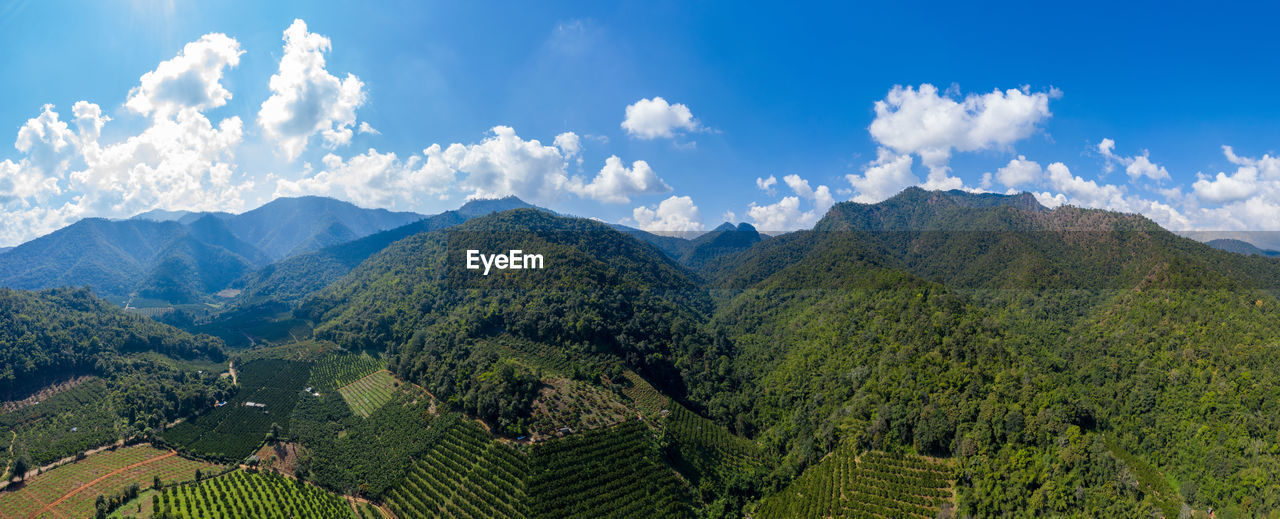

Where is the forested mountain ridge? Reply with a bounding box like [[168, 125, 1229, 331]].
[[683, 188, 1280, 516], [0, 196, 425, 303], [232, 197, 539, 305], [300, 209, 713, 432], [0, 287, 225, 395], [217, 196, 424, 259]]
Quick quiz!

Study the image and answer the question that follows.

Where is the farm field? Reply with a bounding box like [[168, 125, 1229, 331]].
[[161, 359, 311, 461], [527, 378, 631, 439], [528, 419, 696, 519], [663, 400, 764, 488], [309, 353, 385, 391], [336, 370, 398, 418], [384, 415, 530, 519], [754, 448, 954, 519], [155, 469, 354, 518], [0, 444, 222, 519], [0, 378, 120, 468], [620, 371, 669, 424]]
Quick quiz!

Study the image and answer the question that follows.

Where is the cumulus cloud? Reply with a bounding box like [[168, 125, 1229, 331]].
[[621, 97, 700, 139], [274, 147, 455, 209], [993, 156, 1042, 188], [278, 126, 673, 207], [1193, 168, 1258, 203], [747, 174, 835, 231], [756, 175, 777, 194], [125, 33, 243, 117], [868, 83, 1056, 179], [0, 32, 256, 246], [630, 195, 702, 233], [846, 148, 918, 203], [259, 19, 367, 161], [554, 131, 581, 162], [573, 156, 670, 203], [1190, 146, 1279, 204], [1097, 138, 1170, 181], [358, 121, 380, 135]]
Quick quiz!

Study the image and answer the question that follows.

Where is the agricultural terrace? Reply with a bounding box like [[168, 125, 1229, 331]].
[[308, 353, 385, 391], [620, 371, 669, 424], [754, 448, 954, 519], [337, 371, 398, 418], [663, 401, 764, 487], [153, 469, 354, 519], [0, 378, 119, 467], [384, 416, 530, 519], [528, 420, 695, 519], [0, 444, 221, 519]]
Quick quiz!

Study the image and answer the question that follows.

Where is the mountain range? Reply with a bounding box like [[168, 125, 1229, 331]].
[[6, 187, 1280, 516], [0, 197, 422, 304]]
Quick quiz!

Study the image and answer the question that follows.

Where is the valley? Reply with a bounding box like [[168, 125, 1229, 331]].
[[3, 189, 1280, 517]]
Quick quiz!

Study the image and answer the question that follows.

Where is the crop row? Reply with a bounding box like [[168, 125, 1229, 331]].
[[155, 469, 354, 519], [337, 371, 399, 418], [162, 360, 311, 461], [308, 353, 385, 391], [384, 418, 529, 519], [755, 448, 954, 519], [663, 402, 763, 486], [528, 420, 695, 519]]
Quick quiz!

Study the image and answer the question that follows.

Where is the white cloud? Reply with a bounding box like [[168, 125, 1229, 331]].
[[0, 32, 257, 246], [274, 147, 454, 209], [1097, 138, 1170, 181], [358, 121, 380, 135], [630, 195, 701, 233], [69, 108, 250, 218], [994, 156, 1042, 188], [846, 148, 918, 203], [14, 104, 78, 178], [572, 156, 670, 203], [259, 19, 367, 161], [125, 33, 243, 118], [442, 126, 574, 202], [868, 84, 1055, 177], [747, 174, 835, 231], [621, 97, 700, 139], [554, 131, 581, 160], [1189, 146, 1279, 205], [1193, 168, 1258, 203], [756, 175, 777, 194]]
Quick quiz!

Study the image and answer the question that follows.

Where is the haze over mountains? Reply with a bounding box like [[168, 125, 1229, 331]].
[[0, 197, 423, 304]]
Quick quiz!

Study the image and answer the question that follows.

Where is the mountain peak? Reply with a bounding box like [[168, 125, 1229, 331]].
[[457, 196, 536, 217], [887, 187, 1045, 212]]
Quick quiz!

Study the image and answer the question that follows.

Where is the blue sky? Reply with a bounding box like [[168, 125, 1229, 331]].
[[3, 0, 1280, 245]]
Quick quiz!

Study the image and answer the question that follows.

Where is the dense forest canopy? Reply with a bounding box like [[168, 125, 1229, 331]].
[[6, 188, 1280, 517]]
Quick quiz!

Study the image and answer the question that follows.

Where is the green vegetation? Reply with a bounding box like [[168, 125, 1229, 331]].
[[291, 383, 439, 497], [309, 352, 385, 391], [385, 415, 530, 519], [0, 287, 224, 394], [529, 420, 695, 519], [663, 401, 765, 491], [0, 288, 232, 471], [1, 378, 118, 467], [302, 209, 710, 436], [154, 469, 354, 518], [161, 359, 310, 461], [0, 444, 221, 519], [337, 371, 399, 418], [755, 448, 952, 519]]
